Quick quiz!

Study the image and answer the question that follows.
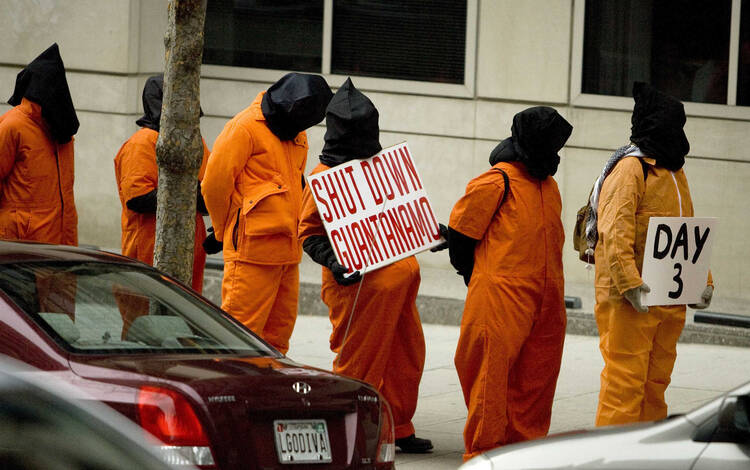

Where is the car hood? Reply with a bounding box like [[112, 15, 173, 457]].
[[469, 416, 706, 470]]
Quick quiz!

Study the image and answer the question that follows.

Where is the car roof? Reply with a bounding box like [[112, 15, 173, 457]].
[[0, 240, 140, 265]]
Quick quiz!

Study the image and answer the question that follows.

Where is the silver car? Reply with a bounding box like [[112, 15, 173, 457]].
[[461, 381, 750, 470]]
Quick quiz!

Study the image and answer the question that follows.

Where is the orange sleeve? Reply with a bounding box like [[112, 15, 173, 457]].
[[0, 117, 18, 185], [118, 135, 158, 203], [298, 166, 328, 242], [449, 170, 505, 240], [201, 123, 252, 240], [597, 158, 645, 294]]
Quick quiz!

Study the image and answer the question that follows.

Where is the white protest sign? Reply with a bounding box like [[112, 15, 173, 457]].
[[641, 217, 717, 306], [307, 142, 443, 274]]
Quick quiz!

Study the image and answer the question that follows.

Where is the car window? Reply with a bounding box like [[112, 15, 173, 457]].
[[0, 262, 275, 356]]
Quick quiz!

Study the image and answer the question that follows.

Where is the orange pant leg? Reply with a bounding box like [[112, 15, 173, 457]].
[[36, 272, 77, 320], [455, 276, 533, 461], [595, 296, 658, 426], [323, 258, 423, 439], [505, 279, 566, 444], [376, 262, 424, 439], [640, 306, 685, 422], [113, 286, 150, 339], [191, 215, 207, 294], [260, 264, 299, 355], [221, 261, 298, 353]]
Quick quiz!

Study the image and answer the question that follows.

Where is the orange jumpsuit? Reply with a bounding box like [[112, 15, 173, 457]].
[[201, 92, 308, 354], [114, 127, 209, 293], [450, 161, 566, 460], [299, 163, 426, 439], [594, 155, 713, 426], [0, 98, 77, 246]]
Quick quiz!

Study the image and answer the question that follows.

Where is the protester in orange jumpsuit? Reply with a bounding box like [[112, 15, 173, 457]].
[[114, 75, 209, 294], [448, 107, 572, 461], [201, 73, 332, 354], [592, 83, 714, 426], [0, 43, 78, 246], [0, 44, 79, 317], [298, 78, 433, 453]]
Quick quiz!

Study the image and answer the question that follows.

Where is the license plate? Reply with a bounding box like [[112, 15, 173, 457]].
[[274, 419, 332, 464]]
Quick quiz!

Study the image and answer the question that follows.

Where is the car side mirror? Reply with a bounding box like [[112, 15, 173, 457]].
[[715, 396, 750, 443]]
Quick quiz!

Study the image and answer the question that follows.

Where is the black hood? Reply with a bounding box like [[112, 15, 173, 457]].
[[320, 78, 381, 167], [261, 73, 332, 141], [135, 75, 164, 131], [489, 106, 572, 180], [630, 82, 689, 171], [8, 43, 79, 144]]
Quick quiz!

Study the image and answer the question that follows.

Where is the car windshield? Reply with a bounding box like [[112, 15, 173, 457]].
[[0, 261, 276, 356]]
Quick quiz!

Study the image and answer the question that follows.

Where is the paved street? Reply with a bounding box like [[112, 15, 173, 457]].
[[288, 315, 750, 469]]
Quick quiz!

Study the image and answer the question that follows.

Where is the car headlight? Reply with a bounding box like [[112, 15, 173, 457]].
[[459, 454, 492, 470]]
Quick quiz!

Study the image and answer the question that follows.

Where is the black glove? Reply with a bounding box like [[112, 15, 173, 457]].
[[430, 223, 449, 252], [303, 235, 361, 286], [196, 181, 208, 215], [126, 189, 157, 213], [448, 227, 478, 286], [202, 227, 223, 254], [330, 261, 362, 286]]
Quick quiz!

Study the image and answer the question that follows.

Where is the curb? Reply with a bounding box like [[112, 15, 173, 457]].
[[202, 268, 750, 348]]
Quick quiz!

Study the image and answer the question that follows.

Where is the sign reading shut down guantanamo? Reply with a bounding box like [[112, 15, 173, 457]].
[[307, 142, 443, 273]]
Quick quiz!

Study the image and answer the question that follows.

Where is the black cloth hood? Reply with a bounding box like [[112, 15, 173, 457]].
[[135, 75, 164, 131], [8, 43, 79, 144], [630, 82, 689, 171], [489, 106, 572, 180], [320, 78, 381, 167], [261, 73, 333, 141]]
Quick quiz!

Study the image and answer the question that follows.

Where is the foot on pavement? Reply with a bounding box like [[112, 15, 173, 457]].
[[395, 434, 433, 453]]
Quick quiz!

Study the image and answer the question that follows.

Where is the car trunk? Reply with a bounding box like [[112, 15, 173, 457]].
[[69, 354, 383, 470]]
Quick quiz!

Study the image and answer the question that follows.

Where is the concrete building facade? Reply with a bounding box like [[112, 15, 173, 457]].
[[1, 0, 748, 315]]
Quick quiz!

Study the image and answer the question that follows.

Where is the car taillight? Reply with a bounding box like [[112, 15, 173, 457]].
[[377, 399, 395, 463], [137, 385, 216, 467]]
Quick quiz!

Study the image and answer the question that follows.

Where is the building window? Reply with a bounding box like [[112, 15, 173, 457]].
[[582, 0, 731, 105], [203, 0, 324, 72], [331, 0, 466, 84], [203, 0, 467, 85], [737, 0, 750, 105]]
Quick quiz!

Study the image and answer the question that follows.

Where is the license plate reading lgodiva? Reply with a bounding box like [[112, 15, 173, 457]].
[[274, 419, 332, 464]]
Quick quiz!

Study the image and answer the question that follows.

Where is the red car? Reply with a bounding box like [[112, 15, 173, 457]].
[[0, 241, 395, 470]]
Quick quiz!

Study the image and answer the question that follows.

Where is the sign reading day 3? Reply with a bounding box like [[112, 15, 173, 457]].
[[307, 142, 443, 274], [641, 217, 717, 306]]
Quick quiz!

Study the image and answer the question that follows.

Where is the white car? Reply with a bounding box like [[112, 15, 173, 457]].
[[461, 380, 750, 470]]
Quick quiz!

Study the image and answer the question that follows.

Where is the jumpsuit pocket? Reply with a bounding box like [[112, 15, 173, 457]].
[[241, 181, 294, 236], [235, 181, 298, 264]]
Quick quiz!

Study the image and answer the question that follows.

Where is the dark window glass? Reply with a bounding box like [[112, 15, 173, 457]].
[[331, 0, 466, 84], [203, 0, 323, 72], [583, 0, 730, 104], [0, 262, 275, 356], [737, 0, 750, 105]]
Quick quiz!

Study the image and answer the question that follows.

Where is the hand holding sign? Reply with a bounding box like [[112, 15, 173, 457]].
[[641, 217, 717, 306]]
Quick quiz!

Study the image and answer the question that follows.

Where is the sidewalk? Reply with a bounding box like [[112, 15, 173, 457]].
[[203, 257, 750, 347], [287, 315, 750, 470]]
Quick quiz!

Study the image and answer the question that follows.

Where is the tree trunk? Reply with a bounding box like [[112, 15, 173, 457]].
[[154, 0, 207, 286]]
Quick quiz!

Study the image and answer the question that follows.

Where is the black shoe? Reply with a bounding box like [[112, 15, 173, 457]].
[[395, 434, 433, 453]]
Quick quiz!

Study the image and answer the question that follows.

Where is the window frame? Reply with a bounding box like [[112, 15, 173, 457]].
[[201, 0, 478, 98], [570, 0, 750, 119]]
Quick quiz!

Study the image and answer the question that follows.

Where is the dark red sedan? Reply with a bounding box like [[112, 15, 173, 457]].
[[0, 241, 395, 470]]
